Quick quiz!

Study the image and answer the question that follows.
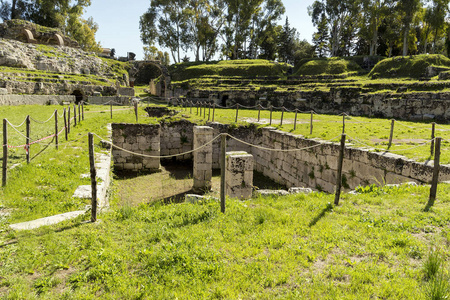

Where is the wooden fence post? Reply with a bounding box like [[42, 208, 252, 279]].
[[388, 119, 395, 148], [310, 110, 313, 134], [257, 104, 261, 122], [334, 134, 346, 205], [88, 132, 97, 222], [269, 106, 273, 125], [220, 134, 226, 213], [190, 101, 193, 114], [280, 107, 284, 126], [294, 109, 298, 131], [74, 105, 77, 127], [68, 106, 71, 133], [425, 137, 441, 211], [212, 104, 216, 122], [196, 102, 199, 115], [342, 114, 345, 134], [82, 102, 84, 121], [26, 115, 30, 164], [110, 102, 113, 119], [134, 101, 138, 123], [431, 122, 436, 156], [235, 104, 239, 123], [64, 108, 68, 141], [54, 109, 58, 150], [208, 103, 211, 121], [2, 119, 7, 187], [203, 102, 206, 118], [78, 103, 81, 123]]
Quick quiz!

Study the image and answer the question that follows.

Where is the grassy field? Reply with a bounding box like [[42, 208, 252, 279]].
[[1, 103, 450, 298], [176, 105, 450, 164], [1, 183, 450, 298], [0, 104, 154, 223]]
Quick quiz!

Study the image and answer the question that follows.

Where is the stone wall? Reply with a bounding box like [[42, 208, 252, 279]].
[[160, 120, 195, 161], [111, 123, 160, 172], [0, 94, 75, 105], [177, 88, 450, 122], [111, 121, 450, 193], [88, 96, 133, 106]]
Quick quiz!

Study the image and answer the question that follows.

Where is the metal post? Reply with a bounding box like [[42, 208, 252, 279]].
[[334, 134, 346, 205]]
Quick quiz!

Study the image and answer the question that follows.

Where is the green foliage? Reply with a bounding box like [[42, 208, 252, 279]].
[[369, 54, 450, 78], [171, 59, 289, 81], [295, 57, 364, 76], [1, 183, 450, 297]]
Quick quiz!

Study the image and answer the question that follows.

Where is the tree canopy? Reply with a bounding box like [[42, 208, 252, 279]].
[[0, 0, 100, 52]]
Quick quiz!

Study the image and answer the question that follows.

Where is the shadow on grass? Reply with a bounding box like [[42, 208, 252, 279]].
[[308, 202, 333, 227]]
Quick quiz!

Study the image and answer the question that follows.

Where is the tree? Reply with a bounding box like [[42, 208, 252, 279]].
[[312, 12, 329, 57], [294, 39, 316, 67], [143, 45, 170, 66], [140, 0, 190, 64], [0, 0, 32, 21], [258, 24, 282, 60], [398, 0, 421, 56], [278, 17, 298, 64], [358, 0, 392, 56], [185, 0, 225, 61]]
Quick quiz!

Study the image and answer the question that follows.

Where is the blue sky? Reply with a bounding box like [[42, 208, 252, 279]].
[[84, 0, 315, 60]]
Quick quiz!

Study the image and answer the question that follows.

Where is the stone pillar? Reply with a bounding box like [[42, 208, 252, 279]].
[[193, 126, 213, 192], [226, 151, 253, 199]]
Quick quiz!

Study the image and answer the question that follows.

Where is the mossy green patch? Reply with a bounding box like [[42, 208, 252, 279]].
[[369, 54, 450, 79]]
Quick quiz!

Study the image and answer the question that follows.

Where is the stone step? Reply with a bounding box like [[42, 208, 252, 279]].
[[9, 210, 86, 231]]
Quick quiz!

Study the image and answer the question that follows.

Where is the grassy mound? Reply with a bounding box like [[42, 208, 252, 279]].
[[294, 57, 364, 76], [369, 54, 450, 78], [170, 59, 289, 81]]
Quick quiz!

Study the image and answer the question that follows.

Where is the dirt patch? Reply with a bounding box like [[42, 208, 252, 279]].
[[144, 106, 176, 118], [114, 162, 284, 206]]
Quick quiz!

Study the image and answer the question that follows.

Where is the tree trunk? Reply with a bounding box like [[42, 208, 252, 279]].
[[371, 22, 378, 56], [402, 25, 409, 56], [11, 0, 17, 19], [432, 27, 439, 54]]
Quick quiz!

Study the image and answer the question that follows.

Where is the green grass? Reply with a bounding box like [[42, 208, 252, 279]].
[[369, 54, 450, 79], [178, 105, 450, 164], [170, 60, 290, 81], [295, 57, 364, 76], [1, 183, 450, 298], [0, 104, 158, 222]]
